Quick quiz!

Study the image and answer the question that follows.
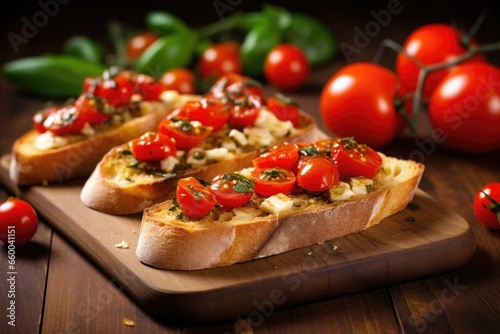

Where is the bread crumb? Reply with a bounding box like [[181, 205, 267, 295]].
[[122, 318, 135, 327], [333, 246, 338, 251], [115, 240, 129, 249], [307, 252, 312, 256]]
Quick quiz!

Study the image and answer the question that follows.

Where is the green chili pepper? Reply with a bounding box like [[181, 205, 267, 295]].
[[2, 55, 105, 97], [145, 11, 190, 35], [135, 32, 196, 78], [284, 13, 337, 67], [62, 35, 103, 64], [240, 19, 281, 77]]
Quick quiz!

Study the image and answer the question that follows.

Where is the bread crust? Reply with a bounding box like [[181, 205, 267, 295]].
[[81, 113, 319, 215], [10, 96, 198, 186], [135, 156, 424, 270]]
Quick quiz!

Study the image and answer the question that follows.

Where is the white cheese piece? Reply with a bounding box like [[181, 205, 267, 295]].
[[221, 138, 237, 151], [80, 123, 95, 137], [237, 167, 255, 180], [328, 182, 355, 201], [350, 177, 374, 195], [186, 148, 207, 166], [176, 150, 185, 159], [255, 108, 294, 138], [244, 127, 275, 147], [159, 90, 180, 104], [34, 132, 70, 151], [229, 129, 248, 146], [205, 147, 230, 161], [260, 193, 294, 214], [160, 156, 180, 172]]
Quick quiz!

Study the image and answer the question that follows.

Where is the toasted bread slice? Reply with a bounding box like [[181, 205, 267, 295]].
[[135, 154, 424, 270], [10, 95, 198, 186], [80, 112, 319, 215]]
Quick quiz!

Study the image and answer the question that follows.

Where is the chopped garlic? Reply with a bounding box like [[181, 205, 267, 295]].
[[238, 167, 255, 180], [244, 127, 275, 147], [205, 147, 230, 161], [255, 108, 293, 138], [350, 177, 373, 195], [229, 129, 248, 146], [160, 156, 180, 172], [80, 123, 96, 137], [260, 193, 294, 214], [328, 182, 355, 201]]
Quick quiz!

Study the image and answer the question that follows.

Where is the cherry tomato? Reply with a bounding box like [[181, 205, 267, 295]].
[[135, 74, 164, 101], [176, 177, 217, 219], [428, 62, 500, 153], [252, 143, 299, 170], [209, 73, 264, 100], [33, 106, 58, 133], [43, 105, 87, 136], [158, 118, 212, 150], [209, 173, 254, 208], [330, 137, 382, 179], [84, 71, 136, 108], [228, 94, 261, 128], [264, 43, 310, 91], [396, 24, 486, 100], [74, 94, 112, 126], [297, 157, 339, 193], [159, 68, 196, 94], [126, 31, 159, 61], [313, 138, 336, 156], [0, 198, 38, 245], [130, 132, 176, 161], [473, 182, 500, 230], [198, 42, 242, 79], [320, 63, 408, 148], [252, 168, 296, 198], [266, 95, 300, 126], [176, 98, 229, 132]]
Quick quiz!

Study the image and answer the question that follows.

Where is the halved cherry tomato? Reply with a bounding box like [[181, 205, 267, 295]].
[[126, 31, 159, 61], [176, 177, 217, 219], [33, 106, 59, 133], [43, 105, 87, 136], [313, 139, 336, 156], [252, 168, 296, 198], [130, 132, 176, 161], [209, 173, 254, 208], [473, 182, 500, 230], [182, 98, 230, 132], [198, 42, 242, 79], [296, 157, 339, 193], [158, 118, 212, 150], [210, 73, 264, 100], [330, 137, 382, 179], [74, 94, 112, 126], [0, 198, 38, 246], [266, 95, 300, 126], [264, 43, 310, 91], [159, 68, 196, 94], [84, 71, 136, 108], [135, 74, 164, 101], [252, 143, 299, 170], [228, 94, 261, 128]]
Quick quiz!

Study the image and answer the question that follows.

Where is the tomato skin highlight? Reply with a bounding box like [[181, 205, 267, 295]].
[[0, 198, 39, 245], [320, 63, 407, 148], [264, 43, 310, 91], [209, 173, 254, 208], [252, 168, 296, 198], [176, 177, 217, 219], [428, 62, 500, 153], [330, 138, 382, 179], [473, 183, 500, 230], [296, 157, 339, 193], [396, 24, 486, 100], [130, 132, 176, 161]]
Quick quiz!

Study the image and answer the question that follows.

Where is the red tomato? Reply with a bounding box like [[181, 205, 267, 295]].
[[428, 62, 500, 152], [266, 95, 300, 126], [126, 31, 159, 61], [85, 71, 136, 108], [43, 105, 87, 136], [252, 143, 299, 170], [473, 182, 500, 229], [176, 177, 217, 219], [130, 132, 176, 161], [209, 73, 264, 100], [135, 74, 164, 101], [158, 118, 212, 150], [264, 43, 310, 91], [396, 24, 486, 100], [0, 198, 38, 245], [228, 94, 261, 128], [330, 137, 382, 179], [33, 106, 58, 133], [198, 42, 242, 79], [209, 173, 254, 208], [181, 98, 230, 132], [74, 94, 112, 126], [297, 157, 339, 193], [252, 168, 296, 198], [313, 138, 336, 156], [159, 68, 196, 94], [320, 63, 408, 148]]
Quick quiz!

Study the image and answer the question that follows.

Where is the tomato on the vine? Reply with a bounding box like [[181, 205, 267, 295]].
[[130, 132, 176, 161], [473, 182, 500, 230], [266, 95, 300, 126], [264, 43, 310, 91], [197, 42, 242, 79], [252, 143, 299, 170], [252, 168, 296, 198], [159, 68, 196, 94], [0, 198, 38, 245], [428, 62, 500, 153], [158, 118, 212, 150], [396, 24, 486, 100], [296, 157, 339, 193], [209, 173, 254, 208], [330, 137, 382, 179], [320, 62, 408, 148], [126, 31, 159, 61], [176, 177, 217, 219]]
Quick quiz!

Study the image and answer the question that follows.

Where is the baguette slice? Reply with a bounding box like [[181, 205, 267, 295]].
[[10, 95, 198, 186], [136, 154, 424, 270], [80, 113, 319, 215]]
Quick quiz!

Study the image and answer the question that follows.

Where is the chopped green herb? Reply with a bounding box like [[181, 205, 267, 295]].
[[299, 145, 318, 156]]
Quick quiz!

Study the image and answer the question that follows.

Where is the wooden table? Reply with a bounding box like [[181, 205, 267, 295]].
[[1, 1, 500, 333]]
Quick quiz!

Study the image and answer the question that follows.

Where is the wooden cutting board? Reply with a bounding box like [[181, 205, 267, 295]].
[[0, 154, 476, 323]]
